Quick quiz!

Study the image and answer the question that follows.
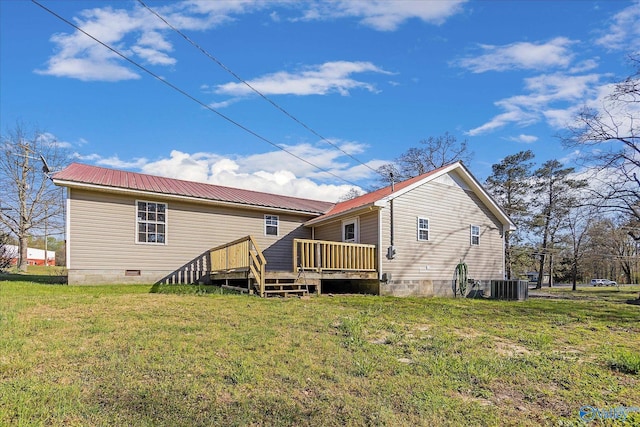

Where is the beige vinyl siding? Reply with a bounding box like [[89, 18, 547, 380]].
[[379, 171, 504, 282], [313, 221, 342, 242], [68, 188, 312, 274], [358, 210, 379, 245], [313, 209, 379, 246]]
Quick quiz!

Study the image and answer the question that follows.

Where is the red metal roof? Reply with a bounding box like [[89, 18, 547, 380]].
[[53, 163, 335, 214], [309, 164, 452, 222]]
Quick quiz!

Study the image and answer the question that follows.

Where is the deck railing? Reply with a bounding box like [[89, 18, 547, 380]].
[[209, 235, 267, 296], [293, 238, 377, 272]]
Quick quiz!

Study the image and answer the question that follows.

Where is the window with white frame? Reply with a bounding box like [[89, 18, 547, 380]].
[[417, 217, 429, 241], [137, 201, 167, 244], [342, 218, 358, 243], [265, 214, 279, 236], [470, 225, 480, 246]]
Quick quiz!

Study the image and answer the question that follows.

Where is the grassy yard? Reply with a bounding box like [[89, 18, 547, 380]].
[[1, 277, 639, 426]]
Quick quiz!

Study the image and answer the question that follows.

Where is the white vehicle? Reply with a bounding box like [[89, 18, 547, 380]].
[[590, 279, 617, 287]]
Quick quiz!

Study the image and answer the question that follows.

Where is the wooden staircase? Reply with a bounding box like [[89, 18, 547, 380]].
[[262, 276, 309, 297], [209, 235, 377, 297]]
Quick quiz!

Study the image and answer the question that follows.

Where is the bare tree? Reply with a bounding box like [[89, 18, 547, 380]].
[[377, 132, 473, 183], [564, 205, 598, 290], [0, 123, 69, 271], [605, 217, 637, 284], [564, 55, 640, 237], [584, 218, 636, 284], [337, 187, 363, 202], [485, 150, 535, 279]]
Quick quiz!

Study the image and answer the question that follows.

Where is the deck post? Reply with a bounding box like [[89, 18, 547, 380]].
[[315, 242, 321, 272]]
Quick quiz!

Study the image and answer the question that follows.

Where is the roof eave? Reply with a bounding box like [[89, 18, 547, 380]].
[[304, 203, 380, 226]]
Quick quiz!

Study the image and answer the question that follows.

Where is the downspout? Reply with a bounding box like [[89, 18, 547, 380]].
[[390, 199, 394, 247], [378, 207, 383, 280], [502, 224, 506, 280], [65, 187, 71, 270], [387, 173, 396, 260], [390, 174, 395, 247]]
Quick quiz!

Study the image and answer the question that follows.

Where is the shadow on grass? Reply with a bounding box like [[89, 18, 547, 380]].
[[0, 272, 67, 285]]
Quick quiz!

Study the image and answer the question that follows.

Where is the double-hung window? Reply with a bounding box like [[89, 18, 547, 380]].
[[137, 201, 167, 244], [417, 217, 429, 241], [265, 215, 279, 236], [470, 225, 480, 246]]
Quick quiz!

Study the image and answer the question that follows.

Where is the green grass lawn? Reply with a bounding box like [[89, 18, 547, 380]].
[[1, 278, 639, 426]]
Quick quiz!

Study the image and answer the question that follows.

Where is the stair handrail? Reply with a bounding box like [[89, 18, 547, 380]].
[[248, 236, 267, 297], [209, 235, 267, 295]]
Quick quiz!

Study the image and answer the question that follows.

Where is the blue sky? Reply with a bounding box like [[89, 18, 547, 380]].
[[1, 0, 639, 201]]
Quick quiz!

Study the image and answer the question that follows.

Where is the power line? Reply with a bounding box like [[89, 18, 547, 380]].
[[136, 0, 384, 179], [31, 0, 363, 189]]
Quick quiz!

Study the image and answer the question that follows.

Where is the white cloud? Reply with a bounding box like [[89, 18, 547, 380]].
[[468, 73, 602, 135], [36, 1, 464, 82], [78, 142, 388, 202], [234, 141, 384, 182], [141, 150, 221, 183], [73, 152, 102, 162], [208, 98, 243, 109], [214, 61, 391, 97], [140, 150, 364, 201], [38, 51, 141, 82], [569, 59, 599, 74], [595, 0, 640, 51], [571, 81, 640, 143], [96, 156, 149, 169], [508, 134, 538, 144], [559, 150, 583, 165], [458, 37, 575, 73], [36, 5, 169, 81], [130, 46, 176, 66], [32, 132, 74, 150], [298, 0, 467, 31], [468, 109, 537, 136]]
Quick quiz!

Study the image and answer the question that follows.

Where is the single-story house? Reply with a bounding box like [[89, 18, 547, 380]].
[[52, 161, 515, 297], [1, 244, 56, 266]]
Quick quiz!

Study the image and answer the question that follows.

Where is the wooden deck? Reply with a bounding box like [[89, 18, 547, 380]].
[[293, 238, 376, 272], [209, 236, 378, 297], [211, 269, 378, 296]]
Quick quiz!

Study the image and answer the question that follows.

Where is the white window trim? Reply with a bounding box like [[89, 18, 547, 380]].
[[417, 217, 430, 241], [470, 225, 480, 246], [342, 217, 359, 243], [136, 200, 168, 245], [265, 214, 279, 237]]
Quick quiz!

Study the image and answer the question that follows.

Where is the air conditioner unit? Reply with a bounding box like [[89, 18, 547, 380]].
[[491, 280, 528, 301]]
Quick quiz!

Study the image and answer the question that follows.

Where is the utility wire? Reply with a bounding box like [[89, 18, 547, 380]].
[[136, 0, 384, 179], [31, 0, 363, 189]]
